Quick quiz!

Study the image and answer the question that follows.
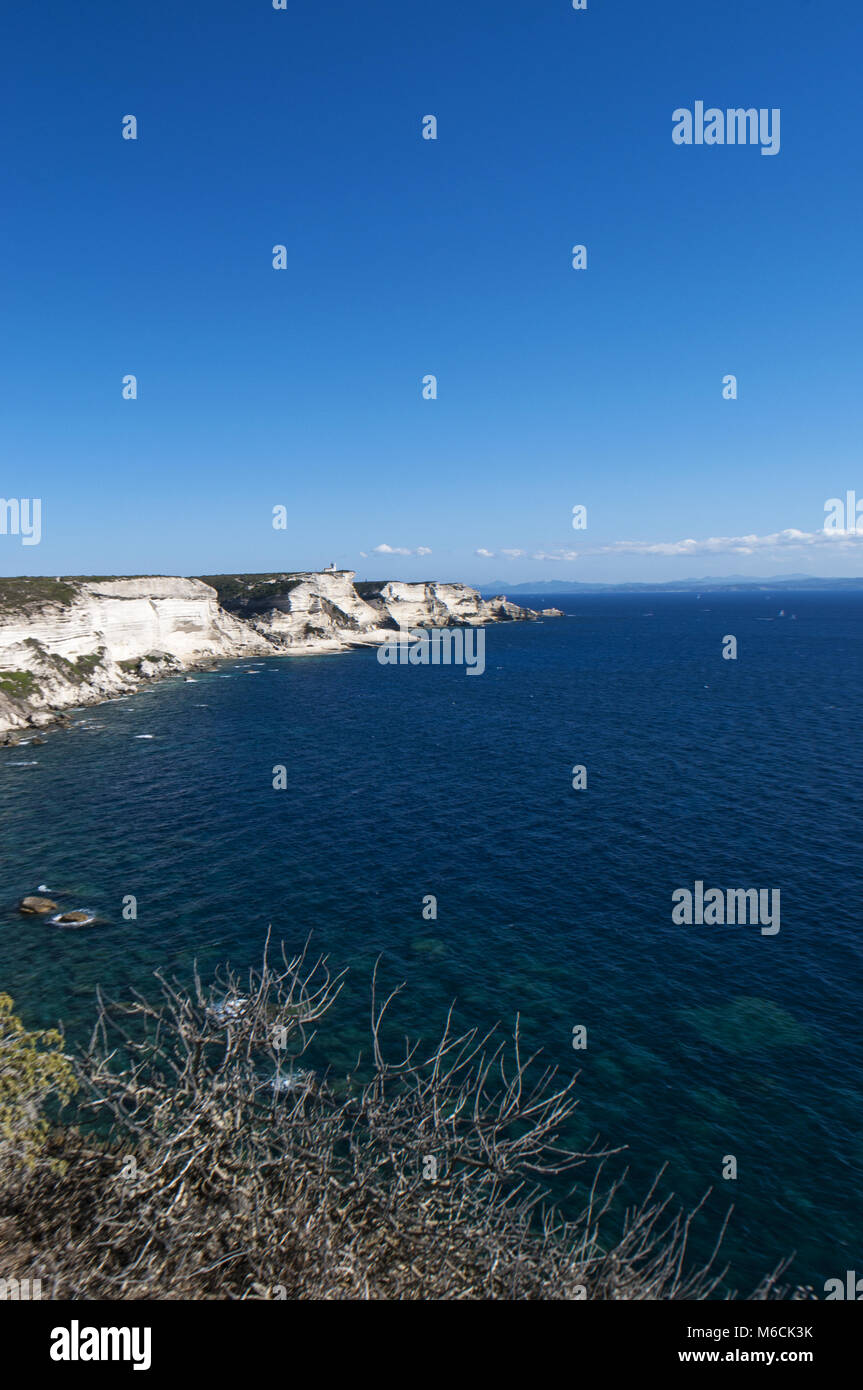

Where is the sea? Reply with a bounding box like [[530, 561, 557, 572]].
[[1, 589, 861, 1295]]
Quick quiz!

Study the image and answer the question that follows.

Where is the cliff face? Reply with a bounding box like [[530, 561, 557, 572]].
[[356, 581, 540, 629], [206, 571, 388, 652], [0, 572, 557, 736], [2, 578, 271, 663], [0, 577, 270, 736], [207, 573, 544, 648]]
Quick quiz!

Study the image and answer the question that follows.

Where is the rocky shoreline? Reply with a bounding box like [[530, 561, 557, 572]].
[[0, 571, 562, 743]]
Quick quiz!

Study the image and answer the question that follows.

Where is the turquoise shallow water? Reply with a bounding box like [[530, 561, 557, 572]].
[[1, 590, 861, 1292]]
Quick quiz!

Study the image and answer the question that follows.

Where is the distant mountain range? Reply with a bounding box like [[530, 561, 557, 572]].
[[479, 575, 863, 595]]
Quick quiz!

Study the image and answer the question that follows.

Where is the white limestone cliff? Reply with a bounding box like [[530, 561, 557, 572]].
[[1, 578, 271, 664], [0, 578, 270, 736], [219, 571, 389, 652], [357, 581, 539, 629]]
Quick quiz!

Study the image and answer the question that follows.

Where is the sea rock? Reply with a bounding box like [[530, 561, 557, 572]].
[[53, 911, 93, 926], [269, 1068, 315, 1095], [208, 994, 249, 1023], [19, 896, 59, 915]]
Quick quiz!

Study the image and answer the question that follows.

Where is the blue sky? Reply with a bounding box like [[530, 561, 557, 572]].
[[2, 0, 862, 584]]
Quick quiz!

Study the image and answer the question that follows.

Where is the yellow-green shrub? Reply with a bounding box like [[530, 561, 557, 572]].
[[0, 994, 76, 1168]]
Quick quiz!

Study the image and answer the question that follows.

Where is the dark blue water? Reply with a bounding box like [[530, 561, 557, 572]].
[[1, 590, 861, 1293]]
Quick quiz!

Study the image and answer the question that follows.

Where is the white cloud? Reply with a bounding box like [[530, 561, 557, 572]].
[[591, 528, 863, 557], [372, 543, 432, 557], [370, 526, 862, 571], [493, 527, 863, 565]]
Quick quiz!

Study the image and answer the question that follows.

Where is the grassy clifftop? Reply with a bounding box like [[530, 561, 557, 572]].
[[198, 574, 308, 606], [0, 577, 176, 614], [0, 579, 79, 612]]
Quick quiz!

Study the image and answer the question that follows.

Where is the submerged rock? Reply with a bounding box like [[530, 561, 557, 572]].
[[52, 910, 95, 926], [681, 996, 813, 1052], [411, 937, 446, 957]]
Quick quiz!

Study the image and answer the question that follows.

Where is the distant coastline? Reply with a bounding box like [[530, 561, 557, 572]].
[[479, 575, 863, 594]]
